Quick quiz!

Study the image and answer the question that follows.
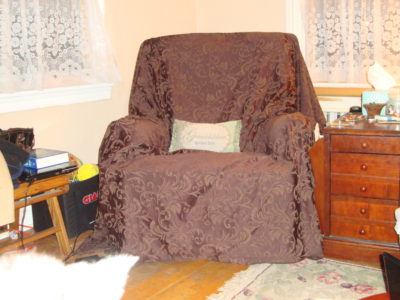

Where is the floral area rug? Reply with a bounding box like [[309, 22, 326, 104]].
[[207, 258, 386, 300]]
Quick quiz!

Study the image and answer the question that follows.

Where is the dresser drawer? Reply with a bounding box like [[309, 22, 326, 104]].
[[331, 216, 398, 243], [331, 153, 400, 178], [331, 195, 398, 221], [331, 135, 400, 154], [331, 174, 399, 200]]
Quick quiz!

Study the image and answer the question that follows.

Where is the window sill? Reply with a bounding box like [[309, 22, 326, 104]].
[[314, 82, 373, 97], [0, 83, 113, 114]]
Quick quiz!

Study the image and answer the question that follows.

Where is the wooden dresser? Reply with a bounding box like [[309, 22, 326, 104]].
[[311, 120, 400, 266]]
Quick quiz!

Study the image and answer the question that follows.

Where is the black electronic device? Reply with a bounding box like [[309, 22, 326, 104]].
[[20, 162, 78, 182]]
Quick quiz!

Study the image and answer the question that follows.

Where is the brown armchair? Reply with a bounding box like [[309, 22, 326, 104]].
[[80, 32, 326, 264]]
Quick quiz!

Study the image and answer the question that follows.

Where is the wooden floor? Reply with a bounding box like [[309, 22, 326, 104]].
[[2, 230, 248, 300]]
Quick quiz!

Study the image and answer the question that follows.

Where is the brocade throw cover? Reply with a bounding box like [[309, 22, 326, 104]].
[[78, 32, 326, 264]]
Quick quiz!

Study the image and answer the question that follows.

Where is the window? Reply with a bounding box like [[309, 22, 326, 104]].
[[0, 0, 118, 113], [287, 0, 400, 88]]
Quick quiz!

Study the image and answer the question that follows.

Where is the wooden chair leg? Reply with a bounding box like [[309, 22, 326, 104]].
[[9, 208, 19, 231], [46, 196, 71, 256]]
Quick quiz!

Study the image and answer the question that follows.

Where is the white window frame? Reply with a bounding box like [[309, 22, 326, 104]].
[[98, 0, 104, 14], [0, 83, 112, 114], [285, 0, 306, 55], [0, 0, 110, 114]]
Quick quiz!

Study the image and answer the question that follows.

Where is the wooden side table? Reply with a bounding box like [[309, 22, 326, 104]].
[[0, 174, 72, 256], [311, 120, 400, 266]]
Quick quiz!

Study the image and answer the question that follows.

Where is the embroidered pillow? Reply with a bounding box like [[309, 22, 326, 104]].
[[169, 119, 242, 152]]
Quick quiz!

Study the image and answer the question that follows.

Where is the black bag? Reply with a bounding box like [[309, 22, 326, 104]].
[[32, 175, 99, 238], [0, 128, 34, 187], [0, 139, 29, 188]]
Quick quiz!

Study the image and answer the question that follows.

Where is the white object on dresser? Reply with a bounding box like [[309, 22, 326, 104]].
[[395, 208, 400, 244]]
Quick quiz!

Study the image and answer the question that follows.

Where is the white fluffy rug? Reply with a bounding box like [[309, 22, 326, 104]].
[[0, 251, 138, 300]]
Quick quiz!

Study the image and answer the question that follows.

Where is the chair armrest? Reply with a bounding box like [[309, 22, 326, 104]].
[[264, 112, 315, 161], [99, 115, 170, 166]]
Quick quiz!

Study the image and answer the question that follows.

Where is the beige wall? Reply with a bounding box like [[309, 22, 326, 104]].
[[0, 1, 286, 163], [196, 0, 287, 32]]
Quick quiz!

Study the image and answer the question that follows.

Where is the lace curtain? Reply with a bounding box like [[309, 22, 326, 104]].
[[303, 0, 400, 84], [0, 0, 119, 93]]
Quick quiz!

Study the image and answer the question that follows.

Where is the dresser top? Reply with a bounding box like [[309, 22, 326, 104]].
[[322, 120, 400, 136]]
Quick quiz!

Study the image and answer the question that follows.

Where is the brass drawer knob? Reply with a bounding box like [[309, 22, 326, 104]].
[[361, 142, 368, 149], [360, 186, 367, 192], [359, 228, 366, 235], [360, 164, 368, 171], [360, 208, 367, 214]]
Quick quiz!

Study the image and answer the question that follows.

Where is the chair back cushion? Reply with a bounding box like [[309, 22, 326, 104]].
[[128, 32, 325, 150]]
